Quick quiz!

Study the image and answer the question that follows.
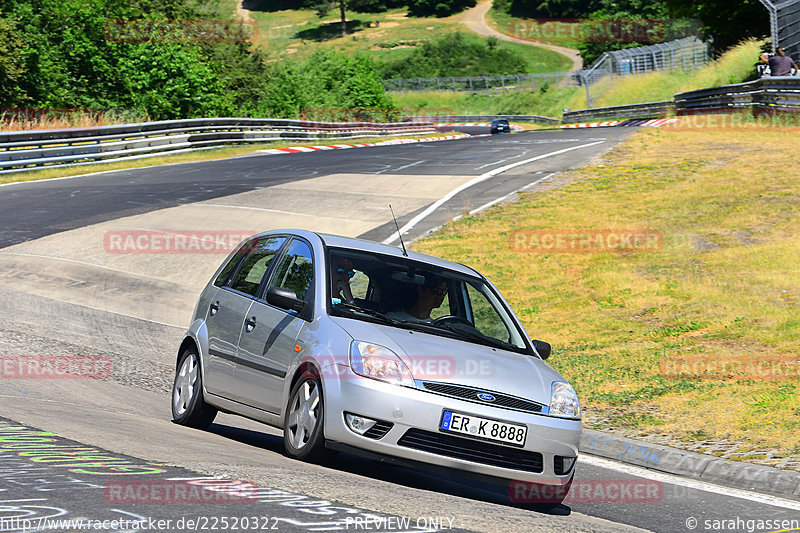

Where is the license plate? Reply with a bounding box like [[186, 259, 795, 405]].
[[440, 410, 527, 447]]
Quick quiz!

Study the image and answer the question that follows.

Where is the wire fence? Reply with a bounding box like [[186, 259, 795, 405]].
[[383, 37, 709, 95], [580, 37, 710, 85], [759, 0, 800, 60]]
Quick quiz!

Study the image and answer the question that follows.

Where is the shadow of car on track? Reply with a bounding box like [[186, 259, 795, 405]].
[[202, 422, 572, 516]]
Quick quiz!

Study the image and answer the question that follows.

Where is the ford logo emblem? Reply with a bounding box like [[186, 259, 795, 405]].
[[477, 393, 496, 402]]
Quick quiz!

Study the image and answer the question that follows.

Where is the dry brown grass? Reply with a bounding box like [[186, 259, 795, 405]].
[[413, 119, 800, 460], [1, 109, 148, 132]]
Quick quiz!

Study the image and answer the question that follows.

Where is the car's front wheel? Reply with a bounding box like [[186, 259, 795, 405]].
[[284, 372, 326, 461], [171, 347, 217, 429]]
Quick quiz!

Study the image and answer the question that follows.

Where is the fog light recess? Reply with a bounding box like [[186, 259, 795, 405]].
[[345, 413, 378, 435], [555, 455, 577, 475]]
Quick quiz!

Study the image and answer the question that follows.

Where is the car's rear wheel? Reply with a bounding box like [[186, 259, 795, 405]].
[[284, 372, 325, 461], [171, 347, 217, 429]]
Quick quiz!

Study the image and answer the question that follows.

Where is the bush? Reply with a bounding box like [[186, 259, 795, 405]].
[[382, 32, 529, 78], [407, 0, 476, 18], [263, 50, 395, 118]]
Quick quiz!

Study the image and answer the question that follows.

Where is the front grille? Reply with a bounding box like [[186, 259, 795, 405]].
[[397, 428, 543, 473], [363, 421, 393, 440], [420, 381, 544, 414]]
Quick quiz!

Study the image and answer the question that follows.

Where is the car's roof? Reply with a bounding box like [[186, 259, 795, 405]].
[[258, 229, 480, 277]]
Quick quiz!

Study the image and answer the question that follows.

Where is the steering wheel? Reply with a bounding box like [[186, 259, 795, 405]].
[[432, 315, 473, 327]]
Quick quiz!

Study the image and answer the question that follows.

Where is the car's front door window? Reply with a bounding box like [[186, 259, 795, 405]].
[[268, 239, 314, 302], [229, 236, 285, 297]]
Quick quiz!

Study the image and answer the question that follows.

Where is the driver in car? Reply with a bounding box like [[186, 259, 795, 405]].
[[388, 277, 447, 323]]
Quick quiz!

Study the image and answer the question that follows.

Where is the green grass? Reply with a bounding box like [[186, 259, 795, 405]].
[[393, 39, 763, 117], [393, 85, 580, 118], [412, 124, 800, 456], [242, 5, 571, 72], [487, 7, 582, 49], [564, 39, 764, 111]]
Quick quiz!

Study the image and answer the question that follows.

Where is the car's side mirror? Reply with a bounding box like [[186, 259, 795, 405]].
[[266, 286, 306, 313], [532, 339, 551, 360]]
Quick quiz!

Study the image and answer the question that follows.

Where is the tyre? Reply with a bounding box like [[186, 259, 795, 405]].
[[284, 371, 326, 461], [171, 347, 217, 429]]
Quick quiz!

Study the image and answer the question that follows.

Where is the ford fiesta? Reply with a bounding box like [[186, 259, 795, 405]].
[[171, 229, 581, 501]]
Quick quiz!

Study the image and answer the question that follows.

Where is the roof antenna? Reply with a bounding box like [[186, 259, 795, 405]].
[[389, 204, 408, 257]]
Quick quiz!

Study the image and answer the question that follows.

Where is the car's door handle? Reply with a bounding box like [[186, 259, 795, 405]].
[[209, 301, 219, 316], [245, 316, 257, 332]]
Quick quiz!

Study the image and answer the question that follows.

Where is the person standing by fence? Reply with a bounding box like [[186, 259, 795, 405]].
[[761, 47, 799, 76]]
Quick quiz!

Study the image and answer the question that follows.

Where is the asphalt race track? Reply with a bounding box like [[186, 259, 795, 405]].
[[1, 128, 798, 532]]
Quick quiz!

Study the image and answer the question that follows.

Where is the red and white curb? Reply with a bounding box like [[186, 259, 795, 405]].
[[434, 122, 526, 132], [561, 118, 680, 128], [257, 134, 470, 155]]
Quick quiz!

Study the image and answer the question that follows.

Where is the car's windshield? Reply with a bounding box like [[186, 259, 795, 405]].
[[327, 248, 530, 353]]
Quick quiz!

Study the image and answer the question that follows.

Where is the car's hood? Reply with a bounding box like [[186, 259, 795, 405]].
[[330, 316, 564, 406]]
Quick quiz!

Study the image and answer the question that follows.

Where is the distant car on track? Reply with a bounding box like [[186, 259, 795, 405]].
[[490, 119, 511, 134], [171, 229, 580, 504]]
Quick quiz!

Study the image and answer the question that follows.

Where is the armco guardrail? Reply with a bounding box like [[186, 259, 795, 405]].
[[403, 114, 560, 125], [563, 77, 800, 122], [0, 118, 435, 174], [562, 101, 674, 123], [674, 76, 800, 113]]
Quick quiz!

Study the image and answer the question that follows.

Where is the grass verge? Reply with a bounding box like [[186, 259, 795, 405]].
[[564, 39, 764, 111], [393, 86, 579, 118], [412, 119, 800, 462], [392, 39, 763, 117]]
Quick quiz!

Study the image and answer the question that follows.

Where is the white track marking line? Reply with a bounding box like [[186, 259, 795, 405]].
[[464, 172, 557, 217], [580, 454, 800, 511], [376, 159, 427, 175], [382, 141, 604, 244]]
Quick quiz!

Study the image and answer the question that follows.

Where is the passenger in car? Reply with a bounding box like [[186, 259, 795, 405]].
[[331, 257, 356, 304], [387, 276, 447, 323]]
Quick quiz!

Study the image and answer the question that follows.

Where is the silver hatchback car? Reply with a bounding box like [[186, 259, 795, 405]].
[[171, 229, 581, 502]]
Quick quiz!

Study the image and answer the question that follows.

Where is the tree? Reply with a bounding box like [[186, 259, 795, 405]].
[[506, 0, 601, 18], [312, 0, 359, 37], [664, 0, 769, 53], [0, 14, 27, 106]]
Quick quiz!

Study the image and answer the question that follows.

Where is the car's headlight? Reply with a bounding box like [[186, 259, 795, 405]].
[[349, 341, 414, 388], [549, 381, 581, 419]]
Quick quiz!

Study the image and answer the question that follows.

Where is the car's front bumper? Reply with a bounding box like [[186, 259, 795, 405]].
[[322, 365, 580, 485]]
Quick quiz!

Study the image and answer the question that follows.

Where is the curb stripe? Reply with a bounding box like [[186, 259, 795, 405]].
[[255, 134, 471, 156]]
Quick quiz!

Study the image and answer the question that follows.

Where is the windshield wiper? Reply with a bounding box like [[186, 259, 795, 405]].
[[332, 302, 403, 327], [429, 322, 512, 351]]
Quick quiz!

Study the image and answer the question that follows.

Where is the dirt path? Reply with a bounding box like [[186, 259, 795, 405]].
[[237, 0, 254, 25], [455, 0, 583, 71]]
